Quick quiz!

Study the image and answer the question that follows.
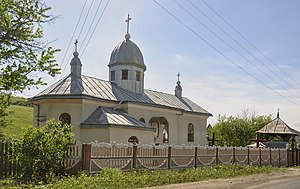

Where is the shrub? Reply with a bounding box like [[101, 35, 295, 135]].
[[12, 119, 75, 183]]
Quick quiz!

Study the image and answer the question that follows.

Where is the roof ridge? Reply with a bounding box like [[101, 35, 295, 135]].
[[82, 74, 111, 83]]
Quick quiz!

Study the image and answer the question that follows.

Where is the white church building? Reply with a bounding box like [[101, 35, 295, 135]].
[[31, 17, 212, 145]]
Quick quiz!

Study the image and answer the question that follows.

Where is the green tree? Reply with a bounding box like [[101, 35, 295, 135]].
[[12, 120, 75, 183], [211, 110, 272, 147], [0, 0, 60, 128]]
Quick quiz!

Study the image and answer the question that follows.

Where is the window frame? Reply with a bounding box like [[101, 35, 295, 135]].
[[187, 123, 194, 142], [136, 71, 141, 81], [121, 69, 128, 80], [59, 113, 71, 125]]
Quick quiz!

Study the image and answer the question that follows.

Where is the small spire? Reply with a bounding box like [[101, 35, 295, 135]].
[[175, 72, 182, 98], [125, 14, 132, 41], [73, 39, 79, 57], [277, 108, 280, 118]]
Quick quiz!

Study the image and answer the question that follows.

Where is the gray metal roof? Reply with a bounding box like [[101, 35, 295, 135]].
[[108, 37, 146, 70], [258, 117, 300, 135], [81, 107, 153, 129], [34, 74, 212, 116]]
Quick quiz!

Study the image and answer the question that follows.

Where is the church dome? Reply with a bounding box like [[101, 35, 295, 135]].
[[108, 34, 146, 70]]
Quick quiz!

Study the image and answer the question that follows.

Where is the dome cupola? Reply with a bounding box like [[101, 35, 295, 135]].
[[108, 34, 146, 70], [108, 14, 146, 94]]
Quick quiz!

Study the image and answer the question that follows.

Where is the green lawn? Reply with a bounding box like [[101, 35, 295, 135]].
[[1, 105, 33, 139]]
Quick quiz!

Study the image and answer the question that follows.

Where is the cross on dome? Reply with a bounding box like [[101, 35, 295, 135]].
[[125, 14, 132, 41], [125, 14, 132, 34], [73, 39, 79, 57], [177, 72, 181, 82]]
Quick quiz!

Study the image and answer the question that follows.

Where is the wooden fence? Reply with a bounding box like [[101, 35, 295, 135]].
[[64, 141, 299, 174], [1, 140, 299, 177], [0, 142, 19, 178]]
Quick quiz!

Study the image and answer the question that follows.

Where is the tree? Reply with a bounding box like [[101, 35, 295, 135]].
[[12, 120, 75, 183], [0, 0, 60, 128], [211, 109, 272, 147]]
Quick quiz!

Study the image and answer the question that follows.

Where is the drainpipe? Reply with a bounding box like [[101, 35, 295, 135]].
[[32, 103, 40, 127]]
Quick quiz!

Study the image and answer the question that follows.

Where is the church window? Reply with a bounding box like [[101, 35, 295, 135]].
[[136, 71, 141, 81], [139, 118, 145, 123], [149, 117, 169, 143], [162, 124, 169, 143], [110, 70, 115, 81], [122, 69, 128, 80], [128, 136, 139, 144], [59, 113, 71, 125], [188, 123, 194, 142]]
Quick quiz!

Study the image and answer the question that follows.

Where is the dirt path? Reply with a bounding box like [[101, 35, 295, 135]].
[[145, 168, 300, 189]]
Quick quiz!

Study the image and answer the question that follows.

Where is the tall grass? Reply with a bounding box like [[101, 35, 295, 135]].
[[0, 165, 284, 189]]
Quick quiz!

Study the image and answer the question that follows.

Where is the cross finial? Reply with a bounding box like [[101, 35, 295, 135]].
[[277, 108, 280, 118], [125, 14, 132, 34], [177, 72, 181, 82], [74, 39, 78, 52]]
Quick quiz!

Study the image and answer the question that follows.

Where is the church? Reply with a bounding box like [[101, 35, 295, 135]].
[[30, 16, 212, 145]]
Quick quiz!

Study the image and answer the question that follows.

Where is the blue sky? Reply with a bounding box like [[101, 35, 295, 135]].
[[23, 0, 300, 128]]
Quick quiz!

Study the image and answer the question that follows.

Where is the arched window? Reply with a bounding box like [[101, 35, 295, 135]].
[[188, 123, 194, 142], [149, 117, 169, 143], [128, 136, 139, 144], [59, 113, 71, 125], [139, 118, 145, 123]]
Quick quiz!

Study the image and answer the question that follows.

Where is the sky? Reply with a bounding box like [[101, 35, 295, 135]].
[[22, 0, 300, 129]]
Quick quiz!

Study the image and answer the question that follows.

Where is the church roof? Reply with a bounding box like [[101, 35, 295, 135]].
[[257, 116, 300, 135], [33, 74, 212, 116], [81, 107, 153, 129], [108, 35, 146, 70]]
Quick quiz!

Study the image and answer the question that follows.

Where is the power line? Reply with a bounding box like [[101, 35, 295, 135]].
[[77, 0, 95, 40], [81, 0, 110, 56], [79, 0, 103, 52], [56, 0, 88, 78], [173, 0, 299, 100], [60, 0, 96, 79], [201, 0, 300, 86], [187, 0, 299, 92], [152, 0, 300, 107]]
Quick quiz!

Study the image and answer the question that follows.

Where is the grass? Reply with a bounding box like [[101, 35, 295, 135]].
[[1, 105, 33, 139], [0, 165, 286, 189]]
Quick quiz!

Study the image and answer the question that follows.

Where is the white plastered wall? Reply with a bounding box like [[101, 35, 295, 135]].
[[126, 103, 209, 145], [109, 127, 154, 144], [80, 127, 110, 143]]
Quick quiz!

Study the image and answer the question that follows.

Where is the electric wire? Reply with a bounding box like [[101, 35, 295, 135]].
[[60, 0, 96, 78], [201, 0, 300, 86], [81, 0, 110, 56], [79, 0, 103, 52], [187, 0, 299, 92], [55, 0, 88, 82], [152, 0, 300, 107], [173, 0, 299, 100], [77, 0, 95, 41]]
